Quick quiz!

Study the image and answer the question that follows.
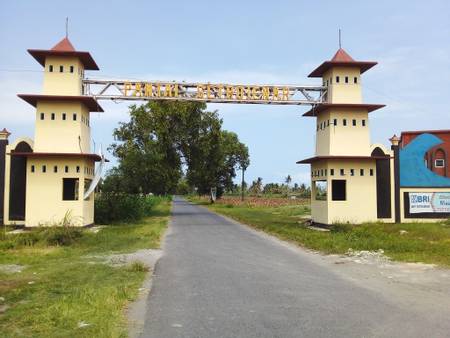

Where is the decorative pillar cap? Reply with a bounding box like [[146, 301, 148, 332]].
[[0, 128, 11, 140], [389, 134, 400, 146]]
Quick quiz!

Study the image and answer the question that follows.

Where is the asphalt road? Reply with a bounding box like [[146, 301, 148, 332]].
[[140, 197, 450, 338]]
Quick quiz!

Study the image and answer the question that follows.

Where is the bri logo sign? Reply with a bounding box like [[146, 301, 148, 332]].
[[409, 192, 450, 214]]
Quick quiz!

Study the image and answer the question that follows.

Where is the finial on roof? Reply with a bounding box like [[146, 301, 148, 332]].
[[0, 128, 11, 140], [66, 17, 69, 39], [338, 28, 342, 49]]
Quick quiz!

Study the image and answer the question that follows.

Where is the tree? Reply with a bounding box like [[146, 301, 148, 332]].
[[105, 101, 249, 197]]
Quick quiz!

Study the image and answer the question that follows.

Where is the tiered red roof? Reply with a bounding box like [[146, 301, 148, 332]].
[[308, 48, 377, 78], [28, 37, 99, 70]]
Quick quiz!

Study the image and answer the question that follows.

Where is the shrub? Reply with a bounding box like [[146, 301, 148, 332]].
[[41, 226, 84, 246], [330, 223, 353, 233], [94, 193, 162, 224]]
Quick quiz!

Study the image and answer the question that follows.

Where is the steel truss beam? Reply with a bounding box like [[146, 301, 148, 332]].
[[82, 79, 326, 106]]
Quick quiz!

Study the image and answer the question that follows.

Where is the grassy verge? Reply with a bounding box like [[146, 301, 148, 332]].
[[0, 200, 171, 338], [190, 196, 450, 267]]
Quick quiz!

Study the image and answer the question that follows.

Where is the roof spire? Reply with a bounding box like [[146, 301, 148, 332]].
[[338, 28, 342, 49], [65, 17, 69, 39]]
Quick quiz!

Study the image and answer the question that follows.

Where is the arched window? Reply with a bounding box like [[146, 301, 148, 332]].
[[434, 148, 446, 168]]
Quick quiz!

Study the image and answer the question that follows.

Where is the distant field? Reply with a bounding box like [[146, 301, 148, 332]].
[[190, 196, 450, 267], [0, 200, 171, 338]]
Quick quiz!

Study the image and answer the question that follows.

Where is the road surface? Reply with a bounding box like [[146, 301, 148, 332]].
[[140, 197, 450, 338]]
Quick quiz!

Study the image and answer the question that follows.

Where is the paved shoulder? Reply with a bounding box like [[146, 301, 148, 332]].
[[141, 197, 448, 338]]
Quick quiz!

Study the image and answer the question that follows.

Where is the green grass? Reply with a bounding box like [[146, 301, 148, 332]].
[[192, 198, 450, 267], [0, 200, 171, 338]]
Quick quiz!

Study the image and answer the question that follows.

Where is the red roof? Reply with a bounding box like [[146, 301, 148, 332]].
[[28, 37, 99, 70], [401, 129, 450, 136], [308, 48, 377, 78], [303, 103, 385, 117], [296, 155, 391, 164], [51, 37, 76, 52], [18, 94, 104, 112], [10, 152, 107, 162]]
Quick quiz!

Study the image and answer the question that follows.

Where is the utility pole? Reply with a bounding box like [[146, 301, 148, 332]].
[[241, 167, 245, 201]]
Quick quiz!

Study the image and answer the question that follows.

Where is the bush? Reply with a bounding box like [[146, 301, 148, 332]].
[[41, 226, 84, 246], [94, 193, 162, 224]]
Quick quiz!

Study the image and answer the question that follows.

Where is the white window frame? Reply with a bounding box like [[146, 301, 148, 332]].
[[435, 159, 445, 168]]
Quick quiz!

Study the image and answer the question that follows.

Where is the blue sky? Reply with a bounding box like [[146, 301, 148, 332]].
[[1, 0, 449, 186]]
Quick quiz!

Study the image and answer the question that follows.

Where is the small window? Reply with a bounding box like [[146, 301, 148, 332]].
[[340, 169, 345, 176], [320, 169, 324, 176], [70, 66, 74, 73], [330, 169, 334, 176], [325, 169, 327, 176], [333, 119, 337, 126], [354, 77, 358, 84], [370, 169, 374, 176], [327, 120, 330, 127], [65, 165, 69, 173], [49, 65, 53, 72], [60, 65, 64, 73], [345, 76, 349, 83], [40, 113, 45, 120], [350, 169, 355, 176], [54, 166, 58, 173], [362, 119, 366, 127], [435, 159, 445, 168], [51, 113, 55, 120], [360, 169, 364, 176], [76, 166, 80, 173], [332, 180, 346, 201], [317, 125, 319, 131], [343, 119, 347, 126], [336, 76, 340, 83], [31, 165, 35, 173], [352, 119, 356, 126], [326, 80, 329, 86], [42, 165, 46, 173], [73, 113, 77, 121], [62, 113, 66, 120], [62, 178, 79, 201]]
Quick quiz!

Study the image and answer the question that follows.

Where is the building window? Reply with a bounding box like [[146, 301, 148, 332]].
[[62, 113, 66, 120], [332, 180, 346, 201], [49, 65, 53, 72], [435, 159, 445, 168], [62, 178, 79, 201], [73, 113, 77, 121], [362, 119, 366, 126], [320, 169, 324, 176], [354, 77, 358, 84], [370, 169, 374, 176], [40, 113, 45, 120], [54, 166, 58, 173], [315, 181, 327, 201], [360, 169, 364, 176], [333, 118, 337, 126], [340, 169, 345, 176], [343, 119, 347, 126], [70, 66, 74, 73], [65, 165, 69, 173], [336, 76, 340, 83], [76, 166, 80, 173], [42, 165, 46, 173], [325, 169, 327, 176], [59, 65, 64, 73], [352, 119, 356, 126], [31, 165, 35, 173], [350, 169, 355, 176], [326, 80, 329, 86], [345, 76, 349, 83], [51, 113, 55, 120], [327, 120, 330, 127], [330, 169, 334, 176]]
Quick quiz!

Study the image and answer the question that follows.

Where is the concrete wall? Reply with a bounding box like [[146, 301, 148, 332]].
[[25, 157, 94, 227], [323, 67, 362, 104], [43, 56, 83, 95]]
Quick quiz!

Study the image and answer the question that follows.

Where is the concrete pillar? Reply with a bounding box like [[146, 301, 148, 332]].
[[0, 128, 11, 225]]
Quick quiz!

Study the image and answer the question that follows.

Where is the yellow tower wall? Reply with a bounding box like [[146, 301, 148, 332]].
[[34, 102, 91, 153], [25, 157, 95, 227], [43, 57, 84, 95], [323, 67, 362, 104]]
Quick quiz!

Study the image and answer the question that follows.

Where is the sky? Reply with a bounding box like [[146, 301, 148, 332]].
[[1, 0, 449, 186]]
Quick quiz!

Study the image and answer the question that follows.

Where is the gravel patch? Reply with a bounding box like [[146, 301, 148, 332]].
[[0, 264, 25, 274]]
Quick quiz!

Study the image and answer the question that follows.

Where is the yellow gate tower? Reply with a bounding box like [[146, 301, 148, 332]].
[[3, 37, 104, 227]]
